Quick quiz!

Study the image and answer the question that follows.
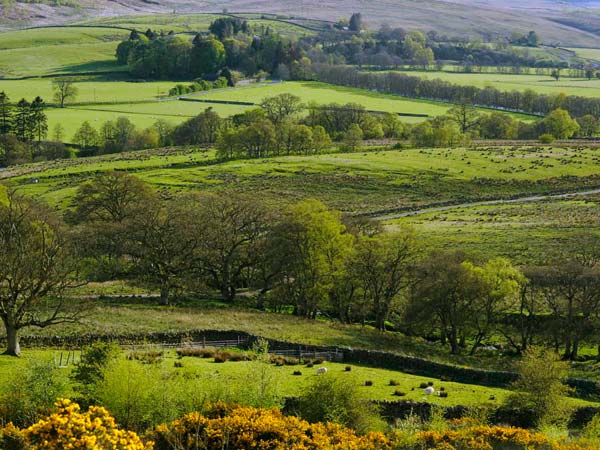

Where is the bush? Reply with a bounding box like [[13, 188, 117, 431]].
[[345, 366, 352, 372], [389, 380, 399, 386], [295, 375, 385, 433], [0, 360, 69, 427], [151, 404, 390, 450], [393, 390, 407, 397], [503, 347, 572, 428], [539, 133, 556, 144], [177, 347, 217, 358], [365, 380, 374, 387], [25, 399, 149, 450], [71, 341, 121, 389], [293, 371, 303, 376]]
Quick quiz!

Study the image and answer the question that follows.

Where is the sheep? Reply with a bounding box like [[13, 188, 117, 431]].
[[316, 367, 328, 375], [424, 386, 435, 395]]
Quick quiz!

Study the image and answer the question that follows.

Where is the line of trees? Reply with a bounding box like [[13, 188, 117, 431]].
[[4, 173, 600, 360], [309, 64, 600, 119]]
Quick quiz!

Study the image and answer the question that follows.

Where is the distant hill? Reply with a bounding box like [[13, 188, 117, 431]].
[[2, 0, 600, 47]]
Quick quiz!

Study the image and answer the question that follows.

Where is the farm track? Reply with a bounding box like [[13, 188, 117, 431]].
[[372, 187, 600, 221]]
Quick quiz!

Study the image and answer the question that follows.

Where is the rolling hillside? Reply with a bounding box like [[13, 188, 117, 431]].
[[3, 0, 600, 47]]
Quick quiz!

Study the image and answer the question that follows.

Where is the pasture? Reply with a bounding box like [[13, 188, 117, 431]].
[[387, 70, 600, 98], [6, 145, 600, 213], [0, 27, 129, 78], [0, 348, 537, 408], [386, 195, 600, 264]]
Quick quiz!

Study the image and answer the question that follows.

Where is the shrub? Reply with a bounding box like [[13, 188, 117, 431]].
[[344, 366, 352, 372], [539, 133, 556, 144], [419, 383, 428, 389], [151, 404, 389, 450], [24, 399, 150, 450], [0, 360, 69, 427], [293, 371, 302, 376], [176, 347, 217, 358], [503, 347, 572, 428], [71, 341, 121, 388], [389, 380, 399, 386], [295, 375, 385, 433], [365, 380, 374, 387], [127, 350, 163, 364], [439, 392, 449, 398], [393, 390, 407, 397]]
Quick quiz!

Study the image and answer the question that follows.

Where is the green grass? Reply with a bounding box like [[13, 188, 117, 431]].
[[0, 28, 130, 78], [387, 70, 600, 98], [77, 13, 319, 36], [6, 145, 600, 214], [385, 195, 600, 264], [567, 48, 600, 63], [0, 348, 593, 410]]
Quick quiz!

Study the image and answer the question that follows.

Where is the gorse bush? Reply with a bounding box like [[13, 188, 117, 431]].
[[3, 400, 600, 450]]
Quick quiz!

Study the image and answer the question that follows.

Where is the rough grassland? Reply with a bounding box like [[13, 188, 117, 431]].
[[386, 195, 600, 264], [5, 146, 600, 214]]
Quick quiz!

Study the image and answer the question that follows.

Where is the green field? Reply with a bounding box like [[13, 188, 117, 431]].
[[5, 145, 600, 214], [0, 27, 130, 78], [0, 348, 563, 409], [389, 70, 600, 98], [386, 195, 600, 264]]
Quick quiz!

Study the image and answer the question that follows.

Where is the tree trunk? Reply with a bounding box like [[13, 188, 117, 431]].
[[159, 284, 170, 306], [4, 324, 21, 357]]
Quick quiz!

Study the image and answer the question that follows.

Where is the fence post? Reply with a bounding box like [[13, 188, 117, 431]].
[[203, 336, 206, 348]]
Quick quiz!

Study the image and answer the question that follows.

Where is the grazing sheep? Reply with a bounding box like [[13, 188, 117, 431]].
[[316, 367, 328, 375], [424, 386, 435, 395]]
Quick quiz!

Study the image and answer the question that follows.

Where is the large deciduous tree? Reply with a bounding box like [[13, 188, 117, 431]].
[[0, 191, 79, 356]]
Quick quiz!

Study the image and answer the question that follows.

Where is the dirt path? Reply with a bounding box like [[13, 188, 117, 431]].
[[373, 187, 600, 221]]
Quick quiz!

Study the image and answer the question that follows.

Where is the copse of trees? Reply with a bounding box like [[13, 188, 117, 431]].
[[116, 21, 304, 80]]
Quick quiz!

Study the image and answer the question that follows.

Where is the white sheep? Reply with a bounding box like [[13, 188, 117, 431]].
[[316, 367, 328, 375], [424, 386, 435, 395]]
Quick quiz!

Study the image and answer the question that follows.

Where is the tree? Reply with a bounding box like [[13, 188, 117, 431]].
[[126, 196, 201, 305], [348, 13, 363, 32], [538, 108, 579, 139], [191, 37, 226, 76], [260, 94, 304, 125], [350, 233, 416, 331], [68, 172, 157, 277], [0, 191, 79, 356], [193, 192, 269, 302], [0, 91, 13, 135], [468, 258, 524, 354], [577, 114, 598, 137], [28, 97, 47, 143], [52, 123, 65, 142], [479, 112, 518, 139], [504, 348, 571, 427], [273, 199, 353, 318], [73, 121, 99, 150], [52, 78, 78, 108], [551, 69, 561, 81], [311, 126, 332, 154], [447, 102, 480, 133], [172, 108, 222, 145], [407, 251, 483, 354], [14, 99, 31, 141], [342, 123, 363, 152]]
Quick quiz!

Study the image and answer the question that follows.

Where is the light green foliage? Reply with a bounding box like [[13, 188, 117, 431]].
[[295, 374, 386, 433], [539, 109, 580, 139], [0, 359, 69, 427], [505, 347, 572, 428]]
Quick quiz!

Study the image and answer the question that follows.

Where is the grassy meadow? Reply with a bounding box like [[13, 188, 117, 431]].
[[6, 145, 600, 213], [386, 195, 600, 264], [0, 27, 130, 78], [0, 348, 573, 409], [386, 70, 600, 98]]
